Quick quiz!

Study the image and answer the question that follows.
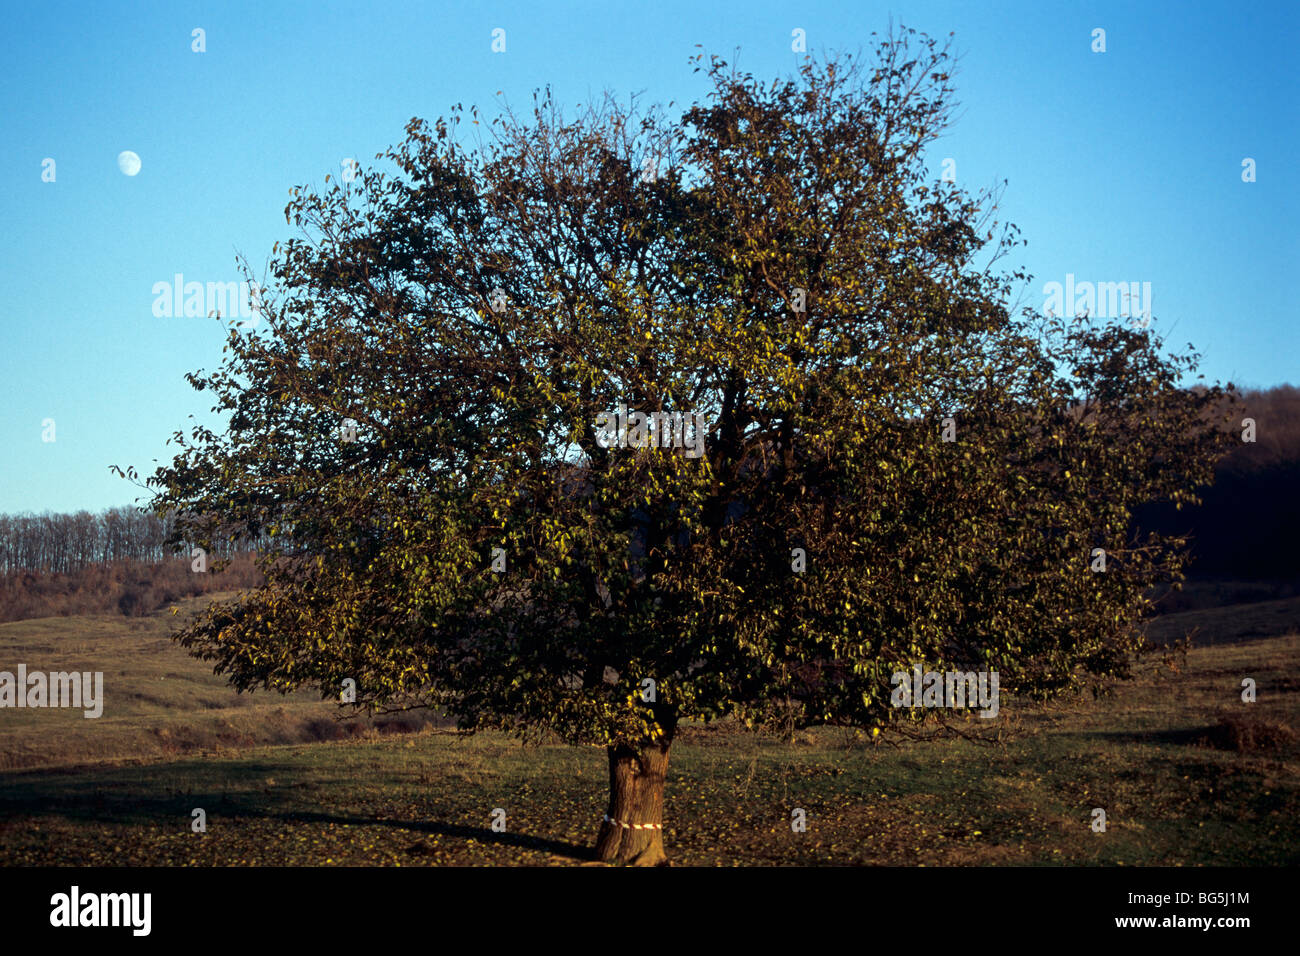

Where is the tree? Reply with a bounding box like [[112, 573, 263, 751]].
[[133, 29, 1234, 865]]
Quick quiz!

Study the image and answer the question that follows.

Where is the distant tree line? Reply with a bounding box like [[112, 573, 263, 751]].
[[0, 506, 261, 575]]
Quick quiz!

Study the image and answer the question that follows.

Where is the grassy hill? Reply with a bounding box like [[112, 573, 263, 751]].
[[0, 593, 442, 772], [0, 595, 1296, 865]]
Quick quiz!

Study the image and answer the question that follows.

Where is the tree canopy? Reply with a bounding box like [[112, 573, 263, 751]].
[[132, 29, 1235, 864]]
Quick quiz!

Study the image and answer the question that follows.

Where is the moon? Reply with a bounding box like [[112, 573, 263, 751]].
[[117, 150, 141, 176]]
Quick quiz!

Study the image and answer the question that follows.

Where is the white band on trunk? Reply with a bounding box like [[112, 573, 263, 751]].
[[603, 813, 662, 831]]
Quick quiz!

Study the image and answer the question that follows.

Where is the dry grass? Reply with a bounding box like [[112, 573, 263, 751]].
[[0, 601, 1296, 865], [1143, 593, 1300, 647], [0, 592, 445, 771]]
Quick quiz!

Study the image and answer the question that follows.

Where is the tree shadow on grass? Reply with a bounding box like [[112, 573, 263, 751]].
[[0, 754, 595, 861], [0, 782, 593, 862], [0, 759, 338, 825], [241, 807, 594, 861]]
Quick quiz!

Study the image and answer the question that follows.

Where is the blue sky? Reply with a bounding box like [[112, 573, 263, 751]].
[[1, 0, 1296, 514]]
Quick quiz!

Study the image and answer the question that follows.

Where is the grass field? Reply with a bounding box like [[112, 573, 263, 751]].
[[1, 594, 1297, 865]]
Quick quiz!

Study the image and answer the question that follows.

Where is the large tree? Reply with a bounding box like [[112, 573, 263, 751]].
[[132, 30, 1233, 864]]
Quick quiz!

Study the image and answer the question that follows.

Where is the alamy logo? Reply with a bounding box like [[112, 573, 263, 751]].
[[1041, 273, 1151, 323], [50, 886, 151, 936], [890, 665, 999, 718], [152, 273, 263, 325], [594, 404, 709, 459], [0, 665, 103, 718]]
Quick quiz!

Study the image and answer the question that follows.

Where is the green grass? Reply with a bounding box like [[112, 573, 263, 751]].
[[1, 598, 1297, 865]]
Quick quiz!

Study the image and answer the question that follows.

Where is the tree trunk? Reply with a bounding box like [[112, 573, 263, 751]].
[[595, 715, 676, 865]]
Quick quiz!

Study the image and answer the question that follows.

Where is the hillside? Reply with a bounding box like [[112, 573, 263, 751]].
[[0, 593, 443, 772]]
